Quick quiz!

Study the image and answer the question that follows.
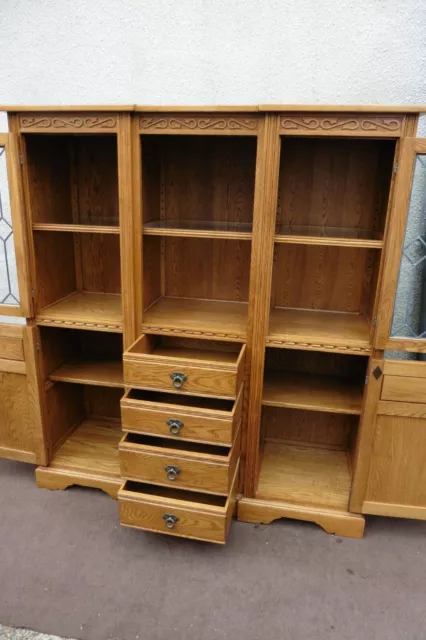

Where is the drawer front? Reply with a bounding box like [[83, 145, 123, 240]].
[[381, 375, 426, 403], [119, 429, 240, 495], [120, 387, 243, 445], [124, 359, 240, 398], [118, 464, 239, 544]]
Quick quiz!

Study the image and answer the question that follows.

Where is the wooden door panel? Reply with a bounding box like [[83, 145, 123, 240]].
[[0, 323, 46, 464]]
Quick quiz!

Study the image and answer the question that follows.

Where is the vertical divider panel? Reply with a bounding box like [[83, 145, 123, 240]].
[[244, 115, 281, 497], [118, 113, 137, 349]]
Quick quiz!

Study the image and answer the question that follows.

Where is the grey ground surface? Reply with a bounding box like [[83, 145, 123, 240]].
[[1, 458, 426, 640]]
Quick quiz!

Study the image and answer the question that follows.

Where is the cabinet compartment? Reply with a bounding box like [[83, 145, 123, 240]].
[[25, 134, 119, 228], [121, 386, 242, 445], [123, 335, 246, 399], [119, 428, 240, 495], [118, 463, 239, 543], [275, 137, 395, 243], [35, 381, 123, 497], [142, 236, 250, 339], [268, 244, 381, 350], [142, 135, 256, 236]]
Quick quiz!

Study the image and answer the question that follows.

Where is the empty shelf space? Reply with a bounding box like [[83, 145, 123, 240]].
[[263, 371, 363, 415], [37, 292, 123, 331], [50, 360, 124, 388], [274, 225, 383, 248], [256, 441, 351, 511], [143, 297, 248, 340], [267, 308, 371, 352], [33, 222, 119, 234], [143, 220, 252, 240]]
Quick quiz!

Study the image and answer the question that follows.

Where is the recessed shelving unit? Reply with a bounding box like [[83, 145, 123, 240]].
[[140, 134, 256, 338]]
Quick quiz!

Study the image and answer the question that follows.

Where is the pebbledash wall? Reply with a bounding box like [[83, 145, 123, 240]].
[[0, 0, 425, 323]]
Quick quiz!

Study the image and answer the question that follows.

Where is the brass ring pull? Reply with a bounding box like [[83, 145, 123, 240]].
[[165, 465, 180, 481], [170, 371, 187, 389], [163, 514, 179, 529], [167, 418, 183, 436]]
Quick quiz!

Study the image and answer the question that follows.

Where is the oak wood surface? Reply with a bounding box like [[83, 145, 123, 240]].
[[37, 291, 123, 331], [381, 375, 426, 403], [50, 360, 124, 388]]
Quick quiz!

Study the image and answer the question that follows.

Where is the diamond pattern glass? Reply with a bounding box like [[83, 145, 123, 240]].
[[391, 155, 426, 338], [0, 146, 19, 306]]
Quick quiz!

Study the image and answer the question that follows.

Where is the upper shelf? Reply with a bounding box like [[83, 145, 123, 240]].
[[143, 220, 252, 240], [37, 292, 123, 333], [274, 225, 383, 249], [33, 216, 120, 235], [142, 297, 248, 341]]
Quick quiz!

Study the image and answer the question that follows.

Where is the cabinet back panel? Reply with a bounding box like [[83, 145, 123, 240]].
[[74, 136, 119, 224], [25, 135, 72, 225], [142, 236, 162, 310], [277, 138, 394, 233], [271, 244, 379, 314], [265, 348, 367, 380], [262, 406, 356, 451], [164, 237, 251, 302], [85, 386, 123, 420], [79, 234, 121, 294], [143, 136, 256, 224], [34, 232, 76, 310], [141, 137, 162, 224], [47, 383, 85, 454]]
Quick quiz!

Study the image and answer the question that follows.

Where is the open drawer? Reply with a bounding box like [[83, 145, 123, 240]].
[[123, 335, 246, 399], [119, 426, 240, 495], [118, 463, 239, 544], [120, 386, 243, 445]]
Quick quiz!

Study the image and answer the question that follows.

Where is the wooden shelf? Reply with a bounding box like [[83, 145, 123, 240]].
[[50, 360, 124, 388], [256, 441, 351, 511], [274, 225, 383, 249], [35, 420, 122, 498], [33, 223, 119, 234], [144, 220, 252, 240], [143, 297, 248, 341], [267, 308, 371, 353], [37, 292, 123, 332], [263, 371, 363, 415]]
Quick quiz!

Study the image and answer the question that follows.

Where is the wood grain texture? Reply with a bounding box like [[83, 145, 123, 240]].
[[364, 413, 426, 512], [121, 386, 242, 445], [381, 375, 426, 403], [237, 497, 365, 538], [119, 427, 239, 494], [271, 244, 379, 314], [50, 360, 124, 388], [37, 291, 123, 332], [36, 420, 122, 498], [118, 463, 239, 544], [256, 441, 351, 510]]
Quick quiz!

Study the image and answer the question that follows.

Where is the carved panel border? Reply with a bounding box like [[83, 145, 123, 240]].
[[19, 113, 118, 133], [265, 337, 371, 356], [36, 317, 123, 333], [141, 325, 246, 342], [139, 114, 259, 135], [279, 114, 404, 137]]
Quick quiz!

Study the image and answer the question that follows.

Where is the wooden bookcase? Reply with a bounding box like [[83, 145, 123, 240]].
[[0, 105, 425, 543]]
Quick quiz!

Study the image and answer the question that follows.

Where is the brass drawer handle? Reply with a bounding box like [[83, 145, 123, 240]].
[[167, 418, 183, 436], [163, 514, 179, 530], [170, 371, 187, 389], [165, 465, 180, 481]]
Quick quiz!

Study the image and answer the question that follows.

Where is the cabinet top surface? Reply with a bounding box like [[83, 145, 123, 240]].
[[1, 104, 425, 114]]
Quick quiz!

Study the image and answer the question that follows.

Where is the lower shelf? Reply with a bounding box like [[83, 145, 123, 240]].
[[142, 297, 248, 341], [237, 441, 365, 538], [36, 420, 122, 499], [37, 291, 123, 332]]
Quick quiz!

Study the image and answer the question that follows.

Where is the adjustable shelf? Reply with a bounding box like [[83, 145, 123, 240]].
[[143, 220, 252, 240], [50, 359, 124, 388], [37, 292, 123, 332], [33, 222, 120, 234], [142, 297, 248, 341], [263, 371, 363, 415], [274, 225, 383, 249]]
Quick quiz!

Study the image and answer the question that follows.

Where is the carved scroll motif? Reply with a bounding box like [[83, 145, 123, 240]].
[[139, 117, 258, 131], [280, 116, 401, 133], [20, 116, 117, 130]]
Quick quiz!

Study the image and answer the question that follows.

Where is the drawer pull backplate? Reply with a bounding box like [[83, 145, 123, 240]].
[[167, 418, 183, 435], [170, 371, 187, 389], [165, 465, 181, 481], [163, 514, 179, 529]]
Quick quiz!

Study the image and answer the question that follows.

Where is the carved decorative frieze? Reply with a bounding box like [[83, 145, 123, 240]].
[[139, 116, 258, 133], [20, 115, 117, 132], [142, 325, 246, 342], [37, 318, 122, 332], [280, 115, 402, 136], [265, 337, 371, 355]]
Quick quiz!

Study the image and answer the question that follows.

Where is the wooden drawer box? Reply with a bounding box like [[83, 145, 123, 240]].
[[118, 464, 239, 544], [123, 335, 246, 399], [119, 427, 240, 495], [120, 387, 243, 445]]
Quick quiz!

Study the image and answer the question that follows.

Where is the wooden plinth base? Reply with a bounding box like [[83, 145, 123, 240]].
[[35, 466, 121, 499], [237, 497, 365, 539]]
